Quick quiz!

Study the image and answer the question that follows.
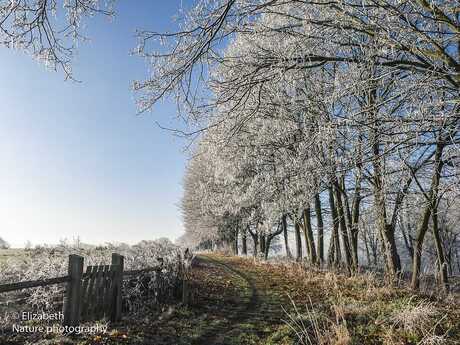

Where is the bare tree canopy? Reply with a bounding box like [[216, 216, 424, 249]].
[[151, 0, 460, 290], [0, 0, 115, 79], [134, 0, 459, 119]]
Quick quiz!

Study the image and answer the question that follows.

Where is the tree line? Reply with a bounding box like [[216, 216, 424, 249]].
[[142, 0, 460, 292], [1, 1, 459, 291]]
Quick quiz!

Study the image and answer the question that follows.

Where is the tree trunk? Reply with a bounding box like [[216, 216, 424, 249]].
[[265, 223, 284, 260], [314, 194, 324, 264], [455, 248, 460, 272], [282, 215, 292, 258], [341, 176, 353, 235], [401, 215, 414, 262], [340, 175, 360, 271], [350, 134, 363, 270], [411, 204, 432, 290], [372, 247, 378, 266], [234, 228, 239, 255], [327, 227, 336, 266], [369, 86, 401, 277], [431, 206, 449, 292], [411, 140, 445, 290], [264, 237, 271, 260], [372, 147, 401, 276], [260, 233, 266, 256], [446, 245, 453, 276], [328, 187, 341, 266], [294, 221, 303, 261], [242, 228, 248, 255], [350, 177, 361, 270], [363, 230, 372, 266], [248, 229, 258, 258], [333, 178, 353, 272], [302, 207, 317, 265]]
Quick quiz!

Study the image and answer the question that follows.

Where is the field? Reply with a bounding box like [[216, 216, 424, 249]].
[[0, 249, 25, 264], [0, 241, 186, 344]]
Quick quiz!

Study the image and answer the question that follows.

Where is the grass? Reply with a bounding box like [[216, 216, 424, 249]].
[[0, 248, 25, 264]]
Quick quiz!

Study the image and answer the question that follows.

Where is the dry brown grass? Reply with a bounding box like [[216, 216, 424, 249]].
[[391, 298, 439, 334], [228, 254, 460, 345], [282, 296, 351, 345]]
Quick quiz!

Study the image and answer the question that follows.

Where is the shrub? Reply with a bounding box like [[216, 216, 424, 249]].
[[0, 239, 185, 320], [0, 237, 10, 249]]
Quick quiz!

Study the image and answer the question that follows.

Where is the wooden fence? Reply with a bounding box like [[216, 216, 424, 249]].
[[0, 253, 186, 326]]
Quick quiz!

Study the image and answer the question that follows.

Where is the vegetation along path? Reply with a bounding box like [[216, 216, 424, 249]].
[[8, 253, 459, 345], [109, 254, 294, 345], [100, 253, 459, 345]]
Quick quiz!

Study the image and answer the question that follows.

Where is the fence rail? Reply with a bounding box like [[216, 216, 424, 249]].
[[0, 267, 163, 294], [0, 276, 70, 293], [0, 252, 187, 326], [123, 266, 162, 277]]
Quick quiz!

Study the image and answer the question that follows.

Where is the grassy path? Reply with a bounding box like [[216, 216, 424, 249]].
[[189, 254, 288, 345], [104, 253, 295, 345]]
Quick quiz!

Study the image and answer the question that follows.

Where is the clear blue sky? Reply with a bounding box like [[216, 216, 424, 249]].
[[0, 1, 191, 248]]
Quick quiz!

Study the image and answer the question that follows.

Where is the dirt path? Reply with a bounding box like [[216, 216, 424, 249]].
[[190, 254, 287, 345], [112, 253, 294, 345]]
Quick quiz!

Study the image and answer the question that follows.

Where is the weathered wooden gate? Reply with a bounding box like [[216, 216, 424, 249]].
[[64, 253, 124, 326], [0, 251, 188, 327]]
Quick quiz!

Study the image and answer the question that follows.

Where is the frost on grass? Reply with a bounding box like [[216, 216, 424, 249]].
[[389, 297, 447, 344], [282, 296, 351, 345], [0, 239, 185, 318]]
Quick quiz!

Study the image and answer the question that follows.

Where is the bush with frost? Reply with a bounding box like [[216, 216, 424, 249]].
[[0, 239, 185, 320], [0, 237, 10, 249]]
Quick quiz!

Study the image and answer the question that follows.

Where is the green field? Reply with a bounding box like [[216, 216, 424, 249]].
[[0, 248, 24, 264]]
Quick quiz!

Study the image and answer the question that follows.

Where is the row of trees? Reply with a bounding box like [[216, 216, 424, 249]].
[[1, 1, 458, 291], [134, 0, 460, 291]]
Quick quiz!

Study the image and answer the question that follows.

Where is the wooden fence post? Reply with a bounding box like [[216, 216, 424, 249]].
[[111, 253, 124, 322], [181, 257, 191, 305], [63, 255, 84, 326], [182, 278, 189, 305]]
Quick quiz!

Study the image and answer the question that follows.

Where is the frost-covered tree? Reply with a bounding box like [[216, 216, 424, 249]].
[[0, 0, 115, 78], [0, 236, 10, 249], [146, 0, 458, 290]]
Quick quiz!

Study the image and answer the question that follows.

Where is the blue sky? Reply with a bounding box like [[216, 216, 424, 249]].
[[0, 1, 192, 248]]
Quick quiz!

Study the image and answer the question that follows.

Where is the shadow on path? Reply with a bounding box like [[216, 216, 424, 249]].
[[190, 254, 291, 345]]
